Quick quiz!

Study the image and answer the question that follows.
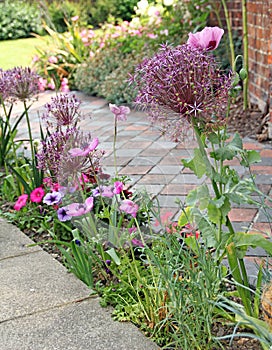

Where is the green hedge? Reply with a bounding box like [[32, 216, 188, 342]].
[[0, 0, 43, 40]]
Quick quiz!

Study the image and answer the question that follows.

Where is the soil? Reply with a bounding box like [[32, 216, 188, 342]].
[[227, 97, 270, 141]]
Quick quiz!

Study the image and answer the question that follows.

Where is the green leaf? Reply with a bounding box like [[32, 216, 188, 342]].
[[234, 232, 272, 255], [105, 247, 121, 266], [185, 184, 210, 210], [182, 148, 207, 178], [207, 196, 231, 225], [240, 150, 261, 166]]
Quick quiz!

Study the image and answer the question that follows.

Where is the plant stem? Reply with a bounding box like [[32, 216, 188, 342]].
[[220, 0, 235, 70], [242, 0, 249, 110], [24, 100, 35, 167]]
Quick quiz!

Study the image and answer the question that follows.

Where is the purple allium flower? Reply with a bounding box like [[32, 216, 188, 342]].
[[109, 103, 130, 121], [0, 67, 39, 102], [43, 191, 62, 205], [3, 67, 39, 102], [36, 127, 77, 179], [119, 199, 139, 218], [132, 43, 232, 141], [69, 137, 99, 157], [42, 94, 81, 128], [187, 27, 224, 51], [57, 207, 72, 222]]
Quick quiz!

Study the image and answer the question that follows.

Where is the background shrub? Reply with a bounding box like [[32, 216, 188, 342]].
[[0, 0, 43, 40], [99, 50, 154, 104], [45, 0, 83, 33], [86, 0, 139, 28], [74, 47, 124, 96]]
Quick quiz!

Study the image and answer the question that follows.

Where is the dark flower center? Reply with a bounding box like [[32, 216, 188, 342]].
[[208, 40, 217, 50]]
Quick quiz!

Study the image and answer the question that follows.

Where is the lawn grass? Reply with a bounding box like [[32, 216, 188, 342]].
[[0, 36, 47, 70]]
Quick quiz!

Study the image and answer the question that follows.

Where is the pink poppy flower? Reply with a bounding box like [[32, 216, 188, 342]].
[[69, 137, 99, 157], [109, 103, 130, 121], [30, 187, 45, 203], [14, 194, 28, 211], [187, 26, 224, 51], [119, 199, 139, 218], [71, 15, 79, 22]]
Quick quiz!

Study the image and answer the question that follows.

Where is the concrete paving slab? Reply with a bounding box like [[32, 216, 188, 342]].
[[0, 218, 41, 260], [0, 250, 91, 322], [0, 299, 159, 350]]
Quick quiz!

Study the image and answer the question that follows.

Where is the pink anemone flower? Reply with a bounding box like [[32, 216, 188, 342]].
[[109, 103, 130, 121], [119, 199, 139, 218], [69, 137, 99, 157], [187, 26, 224, 51]]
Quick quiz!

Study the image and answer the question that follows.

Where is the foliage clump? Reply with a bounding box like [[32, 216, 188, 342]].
[[0, 0, 43, 40]]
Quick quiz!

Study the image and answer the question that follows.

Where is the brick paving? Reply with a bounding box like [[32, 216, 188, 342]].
[[11, 91, 272, 272]]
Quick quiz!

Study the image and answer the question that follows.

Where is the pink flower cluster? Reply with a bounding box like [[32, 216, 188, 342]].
[[37, 77, 69, 92], [155, 212, 200, 239], [14, 187, 45, 211]]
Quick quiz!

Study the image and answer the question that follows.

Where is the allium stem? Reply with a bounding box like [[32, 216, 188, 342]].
[[24, 100, 35, 165], [113, 117, 118, 175]]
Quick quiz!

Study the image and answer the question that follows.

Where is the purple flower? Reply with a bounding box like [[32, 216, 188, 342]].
[[57, 207, 72, 222], [187, 26, 224, 51], [132, 43, 232, 141], [92, 187, 100, 197], [69, 137, 99, 157], [0, 67, 39, 102], [119, 199, 139, 218], [43, 191, 62, 205], [43, 94, 81, 128], [109, 103, 130, 121]]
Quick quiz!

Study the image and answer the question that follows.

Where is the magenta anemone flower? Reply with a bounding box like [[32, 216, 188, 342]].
[[109, 103, 130, 121], [14, 194, 28, 211], [113, 181, 123, 195], [187, 26, 224, 51], [30, 187, 45, 203], [132, 43, 232, 141], [43, 191, 62, 205], [119, 199, 139, 218], [69, 137, 99, 157]]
